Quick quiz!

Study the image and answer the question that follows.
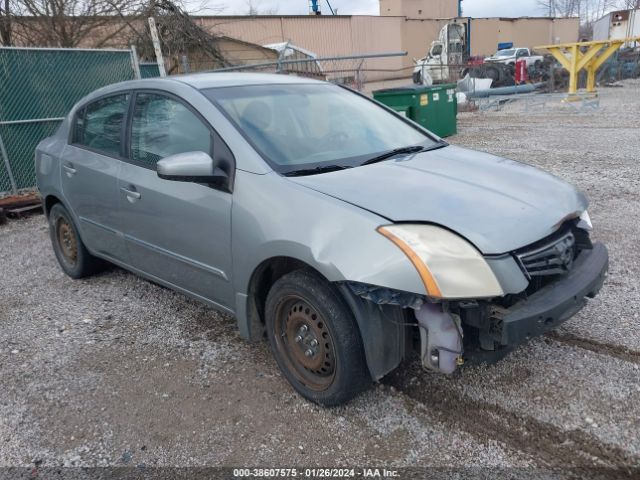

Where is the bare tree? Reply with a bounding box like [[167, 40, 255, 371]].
[[244, 0, 278, 15], [621, 0, 640, 8], [120, 0, 229, 73], [0, 0, 13, 45], [10, 0, 142, 47], [538, 0, 624, 20], [538, 0, 583, 18]]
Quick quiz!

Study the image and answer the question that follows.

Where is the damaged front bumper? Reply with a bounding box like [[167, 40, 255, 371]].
[[461, 242, 609, 364], [497, 242, 608, 346], [414, 242, 608, 372], [342, 242, 608, 377]]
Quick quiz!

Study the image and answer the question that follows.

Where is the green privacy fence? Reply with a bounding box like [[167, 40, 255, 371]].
[[0, 47, 140, 194], [140, 62, 161, 78]]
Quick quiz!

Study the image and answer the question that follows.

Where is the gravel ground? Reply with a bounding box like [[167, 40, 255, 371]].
[[1, 80, 639, 477]]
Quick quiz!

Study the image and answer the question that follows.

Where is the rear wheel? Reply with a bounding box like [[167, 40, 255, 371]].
[[49, 203, 103, 278], [265, 269, 370, 406]]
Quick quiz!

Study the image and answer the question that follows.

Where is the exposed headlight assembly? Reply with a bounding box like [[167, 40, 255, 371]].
[[378, 224, 503, 299]]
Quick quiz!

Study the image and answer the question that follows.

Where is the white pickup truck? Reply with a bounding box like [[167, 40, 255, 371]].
[[484, 47, 544, 67]]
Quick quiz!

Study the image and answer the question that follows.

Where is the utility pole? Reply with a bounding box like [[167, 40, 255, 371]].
[[148, 17, 167, 77]]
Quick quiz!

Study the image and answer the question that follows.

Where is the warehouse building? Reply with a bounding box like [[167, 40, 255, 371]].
[[198, 0, 578, 82]]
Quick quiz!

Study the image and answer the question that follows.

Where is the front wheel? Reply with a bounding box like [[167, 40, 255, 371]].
[[265, 269, 371, 406]]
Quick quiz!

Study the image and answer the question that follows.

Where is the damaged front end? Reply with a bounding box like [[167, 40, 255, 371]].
[[341, 220, 609, 378], [343, 282, 466, 375]]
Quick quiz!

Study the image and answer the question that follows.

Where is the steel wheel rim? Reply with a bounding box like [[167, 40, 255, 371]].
[[56, 216, 78, 266], [274, 295, 336, 391]]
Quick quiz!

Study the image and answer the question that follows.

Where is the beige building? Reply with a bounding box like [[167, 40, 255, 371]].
[[379, 0, 459, 18], [200, 13, 578, 81]]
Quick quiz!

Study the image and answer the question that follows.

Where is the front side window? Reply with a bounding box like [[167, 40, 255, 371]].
[[131, 93, 212, 169], [74, 94, 129, 157], [204, 84, 436, 173]]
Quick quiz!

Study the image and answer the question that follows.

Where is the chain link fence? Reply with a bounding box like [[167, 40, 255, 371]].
[[138, 51, 410, 92], [0, 47, 140, 195], [140, 62, 161, 78], [208, 52, 408, 91]]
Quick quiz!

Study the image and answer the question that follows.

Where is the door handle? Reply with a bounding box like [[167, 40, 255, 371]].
[[63, 163, 77, 177], [120, 186, 141, 202]]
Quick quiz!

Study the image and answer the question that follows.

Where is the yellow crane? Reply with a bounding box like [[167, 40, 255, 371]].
[[535, 37, 640, 95]]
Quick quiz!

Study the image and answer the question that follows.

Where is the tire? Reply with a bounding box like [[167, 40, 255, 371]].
[[49, 203, 103, 279], [484, 65, 501, 83], [265, 269, 371, 406]]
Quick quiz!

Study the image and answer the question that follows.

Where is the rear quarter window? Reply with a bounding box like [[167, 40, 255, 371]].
[[73, 94, 129, 157]]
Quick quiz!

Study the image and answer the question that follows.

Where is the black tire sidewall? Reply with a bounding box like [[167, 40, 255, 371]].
[[265, 269, 370, 406], [49, 203, 96, 279]]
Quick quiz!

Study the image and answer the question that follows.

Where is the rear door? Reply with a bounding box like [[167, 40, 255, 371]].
[[60, 93, 129, 262], [117, 91, 234, 309]]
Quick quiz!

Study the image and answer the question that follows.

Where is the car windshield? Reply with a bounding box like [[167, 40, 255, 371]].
[[496, 49, 515, 57], [203, 83, 437, 174]]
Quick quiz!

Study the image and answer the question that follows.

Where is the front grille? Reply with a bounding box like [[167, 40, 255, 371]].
[[516, 231, 576, 279]]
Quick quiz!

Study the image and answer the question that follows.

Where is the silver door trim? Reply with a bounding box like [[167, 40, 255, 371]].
[[79, 216, 119, 235], [123, 234, 229, 281]]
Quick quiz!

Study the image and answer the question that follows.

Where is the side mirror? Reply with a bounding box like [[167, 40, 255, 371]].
[[157, 151, 228, 184]]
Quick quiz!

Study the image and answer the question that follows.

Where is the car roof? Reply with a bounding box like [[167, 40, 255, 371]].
[[174, 72, 325, 89], [104, 72, 325, 94], [69, 73, 329, 115]]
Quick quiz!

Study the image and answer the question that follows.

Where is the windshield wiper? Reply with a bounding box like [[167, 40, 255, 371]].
[[283, 164, 351, 177], [360, 142, 447, 166], [360, 145, 426, 166]]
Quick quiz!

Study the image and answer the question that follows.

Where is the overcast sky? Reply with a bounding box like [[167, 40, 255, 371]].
[[207, 0, 543, 17]]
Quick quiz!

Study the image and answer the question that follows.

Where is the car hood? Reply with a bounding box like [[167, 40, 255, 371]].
[[288, 145, 587, 254]]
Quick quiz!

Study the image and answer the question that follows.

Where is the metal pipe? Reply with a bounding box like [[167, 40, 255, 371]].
[[130, 45, 142, 80], [466, 82, 545, 98], [148, 17, 167, 77], [0, 46, 131, 53], [210, 51, 407, 73], [0, 132, 18, 195], [325, 0, 336, 15], [0, 118, 64, 126], [181, 54, 190, 74]]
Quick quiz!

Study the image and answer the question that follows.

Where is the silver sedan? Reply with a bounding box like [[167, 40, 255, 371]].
[[36, 73, 608, 405]]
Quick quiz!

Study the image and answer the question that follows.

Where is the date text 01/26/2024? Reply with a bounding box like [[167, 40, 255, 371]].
[[233, 468, 400, 478]]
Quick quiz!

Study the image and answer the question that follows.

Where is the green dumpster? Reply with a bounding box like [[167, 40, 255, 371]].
[[372, 84, 457, 137]]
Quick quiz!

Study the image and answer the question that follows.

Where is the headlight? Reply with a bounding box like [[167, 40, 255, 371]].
[[377, 224, 503, 299], [578, 210, 592, 231]]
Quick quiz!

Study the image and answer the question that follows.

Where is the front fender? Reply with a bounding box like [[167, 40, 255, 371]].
[[231, 170, 423, 379], [232, 170, 426, 298]]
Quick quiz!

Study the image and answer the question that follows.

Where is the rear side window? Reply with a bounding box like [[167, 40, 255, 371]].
[[131, 93, 211, 169], [74, 94, 129, 157]]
